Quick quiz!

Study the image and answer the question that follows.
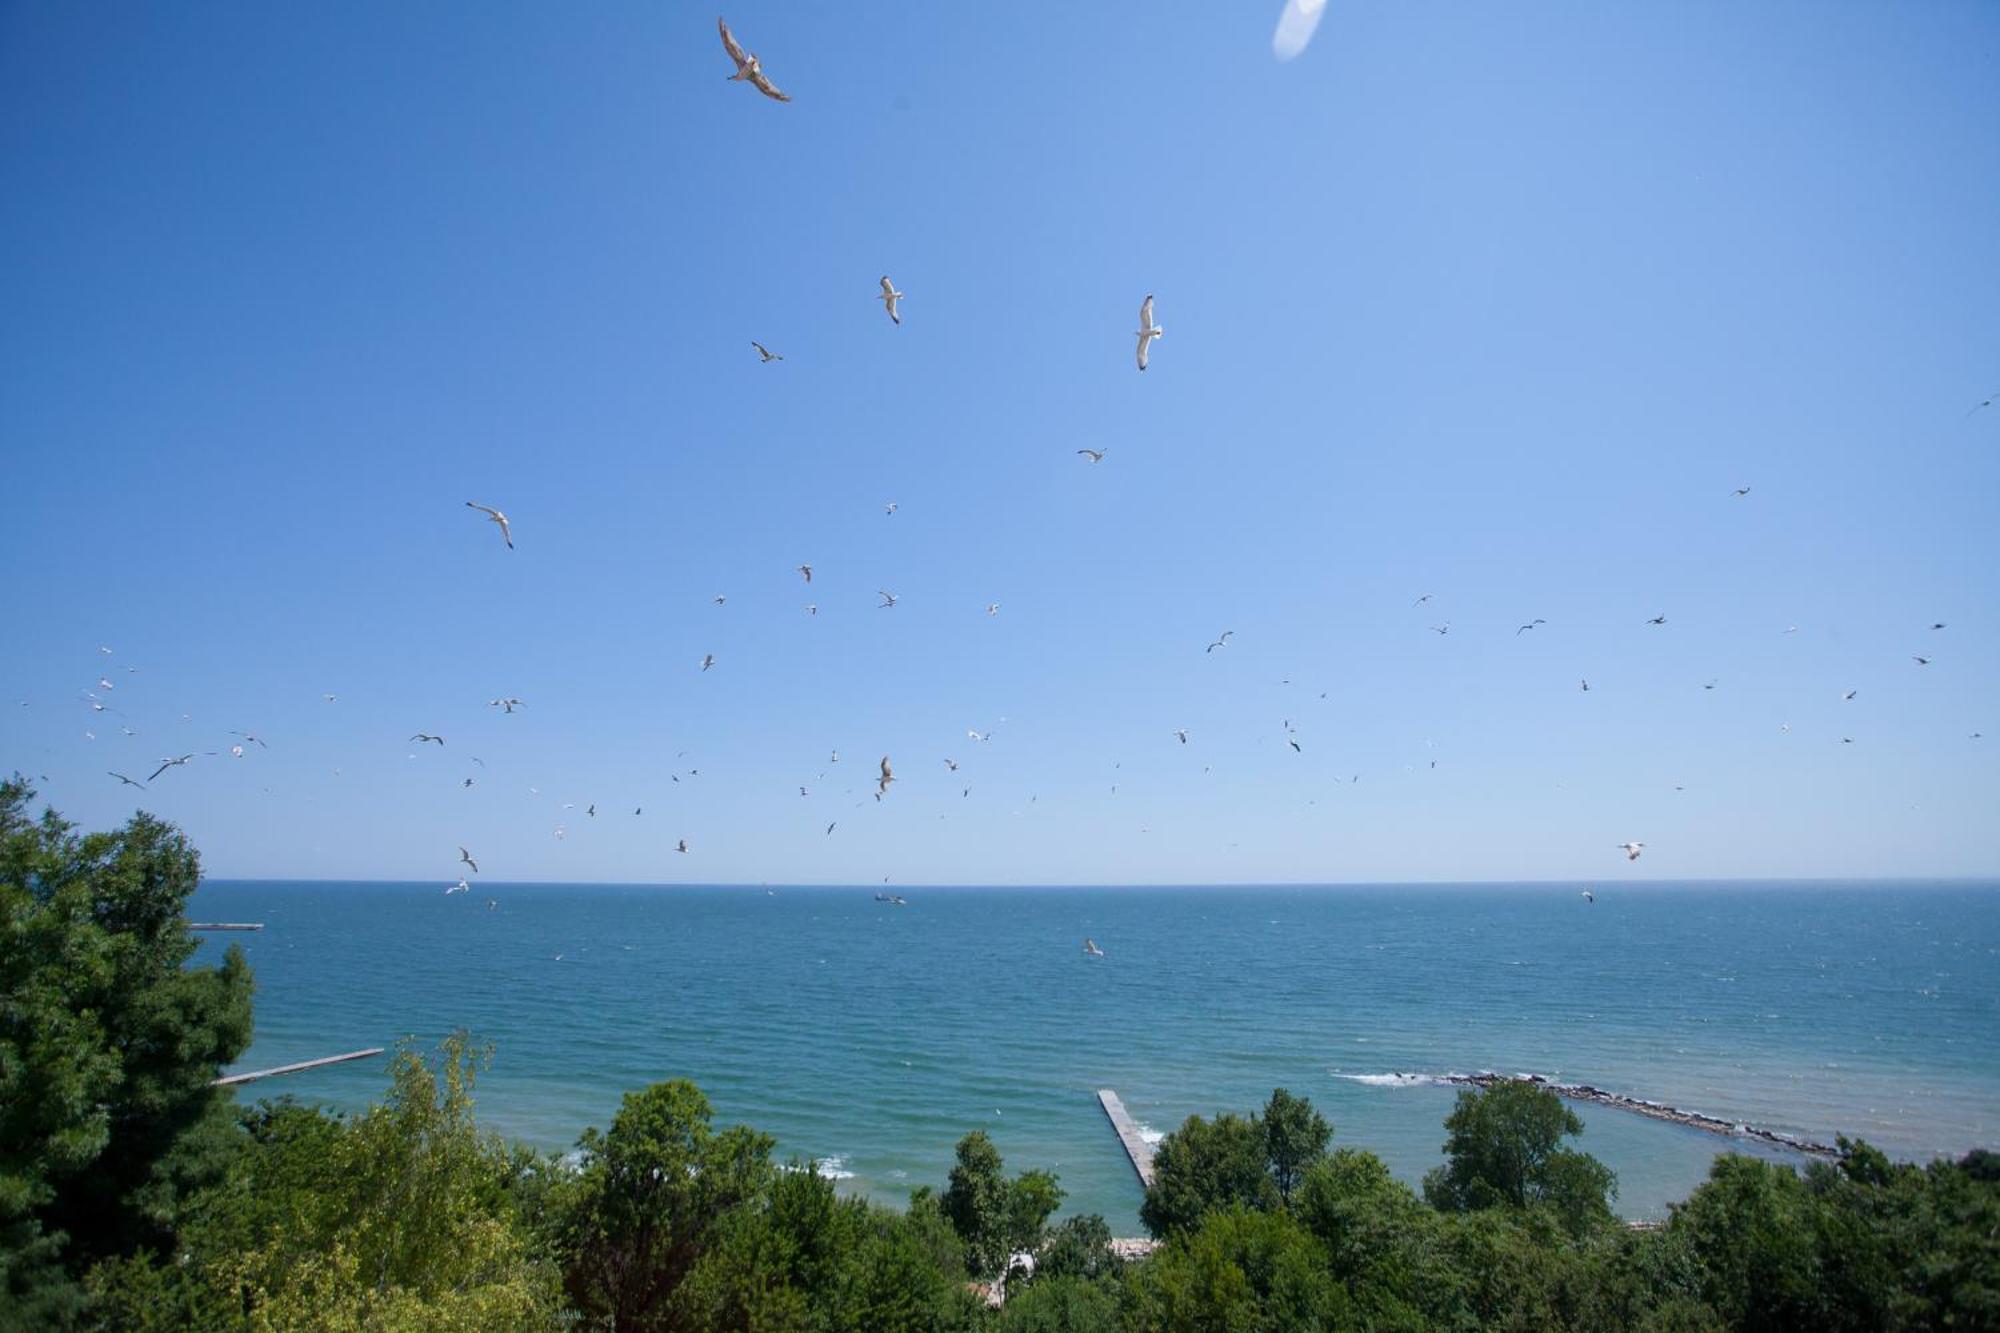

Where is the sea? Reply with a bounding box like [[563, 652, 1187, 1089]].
[[189, 880, 2000, 1232]]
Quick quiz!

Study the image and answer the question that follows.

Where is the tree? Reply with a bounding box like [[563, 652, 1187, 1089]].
[[1035, 1213, 1122, 1284], [0, 778, 253, 1323], [939, 1132, 1064, 1278], [1128, 1207, 1354, 1330], [555, 1078, 776, 1330], [1261, 1087, 1331, 1205], [1138, 1112, 1277, 1238], [1422, 1081, 1616, 1235]]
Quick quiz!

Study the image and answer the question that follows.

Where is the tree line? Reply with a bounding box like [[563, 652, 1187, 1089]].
[[4, 780, 1995, 1329]]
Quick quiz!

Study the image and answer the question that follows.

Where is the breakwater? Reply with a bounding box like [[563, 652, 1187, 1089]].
[[1435, 1071, 1843, 1159]]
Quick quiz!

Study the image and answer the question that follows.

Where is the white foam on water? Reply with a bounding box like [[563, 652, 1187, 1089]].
[[1135, 1123, 1166, 1146], [1334, 1072, 1436, 1087]]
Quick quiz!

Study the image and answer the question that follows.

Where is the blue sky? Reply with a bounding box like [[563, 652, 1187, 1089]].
[[2, 1, 1995, 884]]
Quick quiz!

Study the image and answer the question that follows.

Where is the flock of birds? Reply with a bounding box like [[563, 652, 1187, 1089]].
[[20, 13, 1992, 927]]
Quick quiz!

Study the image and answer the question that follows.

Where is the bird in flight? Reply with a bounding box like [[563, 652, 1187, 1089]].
[[1931, 622, 1946, 630], [1412, 594, 1433, 606], [676, 839, 689, 854], [1174, 729, 1189, 744], [878, 275, 903, 325], [1731, 486, 1752, 498], [323, 693, 338, 703], [805, 603, 817, 616], [884, 501, 898, 515], [1646, 615, 1667, 626], [713, 595, 727, 606], [231, 731, 268, 747], [752, 341, 783, 363], [826, 822, 836, 836], [489, 698, 524, 713], [1581, 890, 1595, 903], [1206, 631, 1235, 653], [465, 501, 512, 549], [1135, 294, 1162, 371], [717, 17, 790, 101], [411, 733, 445, 745], [1288, 737, 1302, 753], [943, 758, 959, 771], [877, 756, 895, 797], [1429, 624, 1450, 636], [797, 564, 812, 583], [459, 846, 479, 873], [1843, 690, 1858, 701], [108, 771, 147, 788], [1913, 656, 1931, 666], [967, 729, 989, 743], [701, 654, 716, 671], [1617, 842, 1644, 861], [985, 603, 1000, 616], [1965, 389, 1998, 417], [1517, 619, 1546, 635], [1580, 679, 1590, 692], [878, 590, 899, 609], [1077, 448, 1106, 463]]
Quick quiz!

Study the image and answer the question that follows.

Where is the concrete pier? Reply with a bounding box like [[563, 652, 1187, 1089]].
[[188, 922, 264, 931], [215, 1048, 385, 1086], [1098, 1089, 1156, 1188]]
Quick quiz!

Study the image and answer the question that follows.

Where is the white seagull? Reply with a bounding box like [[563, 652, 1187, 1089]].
[[878, 275, 904, 325], [878, 590, 899, 609], [459, 846, 479, 873], [465, 501, 512, 548], [490, 698, 524, 713], [1135, 294, 1162, 371], [1617, 842, 1644, 862], [1077, 448, 1106, 463], [877, 756, 895, 797], [717, 17, 790, 101], [797, 564, 813, 583], [147, 754, 194, 781], [752, 341, 783, 362]]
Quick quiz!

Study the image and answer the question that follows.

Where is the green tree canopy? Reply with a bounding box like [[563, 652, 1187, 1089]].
[[1139, 1111, 1278, 1238], [1422, 1080, 1617, 1235], [939, 1131, 1064, 1279], [0, 777, 253, 1324], [1261, 1087, 1332, 1205]]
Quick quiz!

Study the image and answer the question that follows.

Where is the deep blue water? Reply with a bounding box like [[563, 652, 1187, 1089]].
[[189, 880, 2000, 1231]]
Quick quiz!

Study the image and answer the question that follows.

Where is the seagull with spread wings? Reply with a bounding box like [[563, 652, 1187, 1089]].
[[718, 18, 790, 101], [752, 341, 783, 362], [1077, 448, 1106, 463], [109, 771, 147, 788], [1135, 294, 1162, 370], [1206, 631, 1234, 653], [465, 501, 512, 548], [877, 756, 895, 797], [878, 275, 904, 325], [1618, 842, 1644, 861], [459, 846, 479, 873]]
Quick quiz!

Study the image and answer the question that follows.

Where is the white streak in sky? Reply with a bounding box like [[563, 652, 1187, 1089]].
[[1272, 0, 1327, 62]]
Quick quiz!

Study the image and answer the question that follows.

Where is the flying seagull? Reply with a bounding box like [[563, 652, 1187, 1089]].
[[1517, 619, 1546, 635], [878, 590, 899, 608], [410, 733, 445, 745], [1580, 679, 1590, 692], [797, 564, 812, 583], [1646, 615, 1667, 626], [1077, 448, 1106, 463], [465, 501, 512, 549], [676, 839, 689, 853], [1084, 937, 1105, 957], [878, 275, 903, 325], [1206, 631, 1235, 653], [717, 17, 790, 101], [108, 771, 147, 789], [1617, 842, 1644, 861], [985, 603, 1000, 616], [459, 846, 479, 873], [1135, 294, 1162, 371], [967, 729, 989, 742], [1732, 487, 1752, 498], [826, 821, 836, 836], [877, 756, 895, 797], [1174, 729, 1188, 744], [944, 758, 959, 770], [752, 341, 783, 362], [489, 698, 524, 713], [884, 501, 898, 515], [230, 731, 268, 747], [701, 654, 716, 671], [1913, 656, 1931, 666], [1412, 594, 1433, 606], [1581, 890, 1595, 903], [1843, 690, 1858, 701], [1429, 624, 1450, 635], [1965, 389, 1998, 418]]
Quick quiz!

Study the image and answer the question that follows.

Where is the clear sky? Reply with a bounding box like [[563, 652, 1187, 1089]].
[[2, 2, 1995, 885]]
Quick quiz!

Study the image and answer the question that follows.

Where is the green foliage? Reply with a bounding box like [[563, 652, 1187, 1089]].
[[939, 1131, 1065, 1278], [1260, 1087, 1331, 1205], [553, 1077, 776, 1329], [201, 1035, 559, 1329], [1139, 1112, 1278, 1238], [1422, 1080, 1617, 1235], [1036, 1213, 1122, 1284], [996, 1273, 1121, 1332], [1128, 1206, 1354, 1331], [0, 777, 253, 1324]]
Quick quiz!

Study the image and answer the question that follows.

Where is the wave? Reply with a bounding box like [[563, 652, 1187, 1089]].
[[1333, 1072, 1442, 1088], [1135, 1123, 1166, 1146]]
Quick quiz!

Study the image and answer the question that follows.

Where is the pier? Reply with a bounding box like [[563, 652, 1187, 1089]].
[[215, 1048, 385, 1086], [1098, 1089, 1156, 1188], [188, 922, 264, 931]]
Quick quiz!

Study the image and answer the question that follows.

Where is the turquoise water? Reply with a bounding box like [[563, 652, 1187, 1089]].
[[190, 881, 2000, 1231]]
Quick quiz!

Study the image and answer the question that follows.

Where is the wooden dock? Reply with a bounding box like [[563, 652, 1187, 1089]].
[[215, 1048, 384, 1087], [188, 922, 264, 931], [1098, 1089, 1156, 1188]]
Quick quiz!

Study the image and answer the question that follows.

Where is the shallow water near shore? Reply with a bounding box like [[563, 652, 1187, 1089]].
[[191, 880, 2000, 1231]]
